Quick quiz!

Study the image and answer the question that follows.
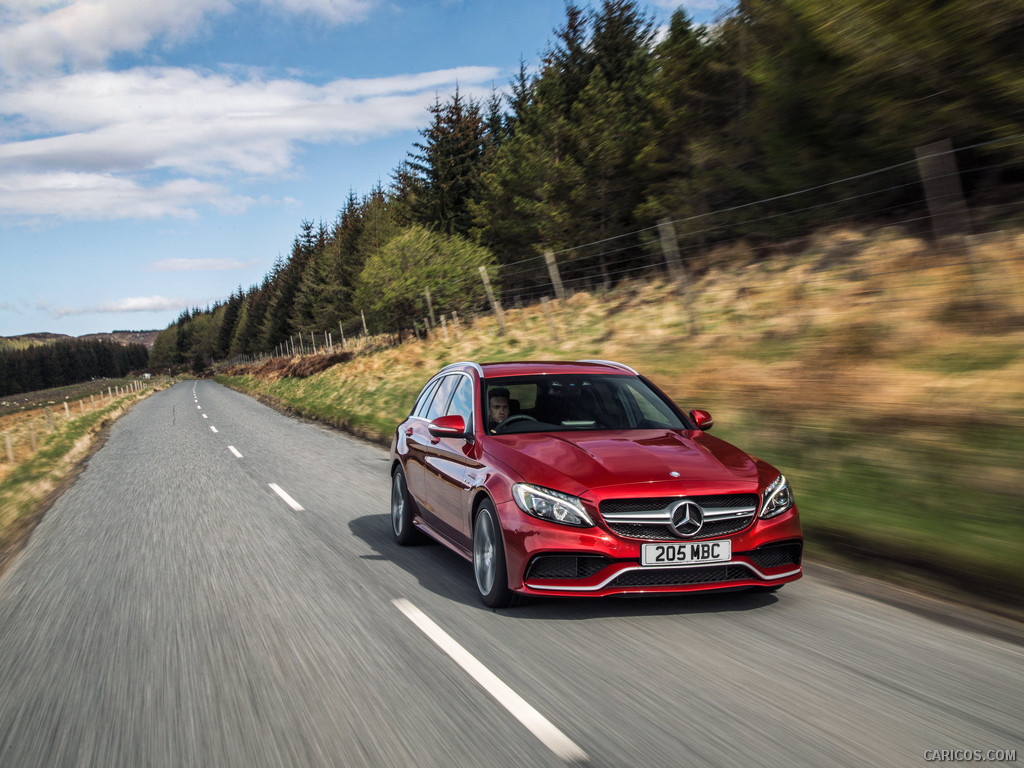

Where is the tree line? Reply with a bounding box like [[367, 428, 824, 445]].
[[150, 0, 1024, 371], [0, 339, 151, 397]]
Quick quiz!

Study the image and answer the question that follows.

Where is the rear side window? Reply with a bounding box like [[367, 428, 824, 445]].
[[412, 379, 441, 418], [425, 375, 458, 420]]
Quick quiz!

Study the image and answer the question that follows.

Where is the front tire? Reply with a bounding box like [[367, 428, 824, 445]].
[[473, 501, 516, 608], [391, 466, 420, 545]]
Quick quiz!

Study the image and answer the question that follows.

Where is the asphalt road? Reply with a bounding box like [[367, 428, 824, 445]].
[[0, 380, 1021, 767]]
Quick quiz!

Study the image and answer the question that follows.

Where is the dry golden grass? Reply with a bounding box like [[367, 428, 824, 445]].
[[217, 225, 1024, 608]]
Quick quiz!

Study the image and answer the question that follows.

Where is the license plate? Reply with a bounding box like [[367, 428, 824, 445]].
[[641, 540, 731, 567]]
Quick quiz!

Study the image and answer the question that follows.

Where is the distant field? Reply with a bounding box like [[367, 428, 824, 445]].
[[217, 226, 1024, 615], [0, 330, 158, 352], [0, 379, 144, 416]]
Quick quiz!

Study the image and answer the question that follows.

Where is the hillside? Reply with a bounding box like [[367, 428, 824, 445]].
[[78, 330, 159, 349], [1, 330, 159, 350], [216, 225, 1024, 615]]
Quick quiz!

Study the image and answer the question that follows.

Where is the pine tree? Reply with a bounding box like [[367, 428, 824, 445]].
[[407, 88, 486, 236]]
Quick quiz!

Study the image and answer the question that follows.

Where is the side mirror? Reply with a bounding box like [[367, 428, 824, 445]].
[[428, 414, 469, 439], [690, 409, 714, 431]]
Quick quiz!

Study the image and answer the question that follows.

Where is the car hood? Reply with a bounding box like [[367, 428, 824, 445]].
[[485, 429, 761, 497]]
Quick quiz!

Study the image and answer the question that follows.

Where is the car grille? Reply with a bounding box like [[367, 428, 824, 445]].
[[744, 541, 803, 569], [526, 555, 612, 581], [612, 565, 752, 587], [600, 494, 759, 541]]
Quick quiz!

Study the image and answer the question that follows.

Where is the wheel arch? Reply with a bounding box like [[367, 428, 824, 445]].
[[470, 488, 496, 529]]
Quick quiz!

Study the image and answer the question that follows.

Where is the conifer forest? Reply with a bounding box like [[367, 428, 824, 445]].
[[148, 0, 1024, 371]]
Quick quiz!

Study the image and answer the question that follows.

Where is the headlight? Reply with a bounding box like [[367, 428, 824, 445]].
[[760, 474, 794, 519], [512, 483, 594, 528]]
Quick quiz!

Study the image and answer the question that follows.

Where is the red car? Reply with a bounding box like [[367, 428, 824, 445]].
[[389, 360, 802, 607]]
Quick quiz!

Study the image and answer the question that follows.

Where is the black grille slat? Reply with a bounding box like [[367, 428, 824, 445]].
[[599, 494, 758, 541], [526, 555, 611, 581], [607, 518, 751, 541], [745, 542, 803, 569], [612, 565, 752, 587]]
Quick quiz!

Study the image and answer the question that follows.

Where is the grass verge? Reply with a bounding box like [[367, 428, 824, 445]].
[[217, 227, 1024, 617]]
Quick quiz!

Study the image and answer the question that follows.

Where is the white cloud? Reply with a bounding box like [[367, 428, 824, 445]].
[[0, 170, 251, 221], [0, 0, 374, 77], [149, 257, 259, 271], [53, 295, 192, 315], [0, 64, 500, 221], [265, 0, 372, 24]]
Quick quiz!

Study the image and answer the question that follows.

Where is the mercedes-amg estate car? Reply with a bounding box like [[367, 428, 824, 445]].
[[389, 360, 802, 607]]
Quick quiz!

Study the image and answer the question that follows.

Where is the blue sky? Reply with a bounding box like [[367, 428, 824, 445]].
[[0, 0, 724, 338]]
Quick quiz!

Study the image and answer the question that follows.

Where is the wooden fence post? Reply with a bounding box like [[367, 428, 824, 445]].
[[5, 432, 13, 463], [479, 265, 506, 336], [339, 322, 347, 350], [545, 250, 566, 301], [425, 287, 437, 328], [541, 297, 560, 342], [915, 139, 972, 239], [659, 217, 698, 337], [361, 311, 369, 336]]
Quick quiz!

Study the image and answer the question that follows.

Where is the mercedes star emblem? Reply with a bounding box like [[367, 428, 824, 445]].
[[669, 500, 704, 538]]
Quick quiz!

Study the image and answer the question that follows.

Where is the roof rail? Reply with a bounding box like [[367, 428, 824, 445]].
[[440, 361, 484, 377], [576, 359, 638, 375]]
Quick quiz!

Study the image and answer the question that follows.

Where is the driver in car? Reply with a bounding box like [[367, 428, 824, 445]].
[[488, 387, 511, 433]]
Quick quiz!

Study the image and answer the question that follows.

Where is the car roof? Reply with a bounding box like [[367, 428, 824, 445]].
[[476, 360, 637, 378]]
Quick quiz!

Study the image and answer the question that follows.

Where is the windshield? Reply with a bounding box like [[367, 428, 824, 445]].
[[483, 374, 688, 434]]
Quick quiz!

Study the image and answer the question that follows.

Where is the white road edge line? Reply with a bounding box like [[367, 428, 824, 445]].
[[392, 598, 588, 765], [210, 426, 218, 433], [268, 483, 304, 511], [228, 446, 243, 458]]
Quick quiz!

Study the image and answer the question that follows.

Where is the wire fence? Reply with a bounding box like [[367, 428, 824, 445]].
[[0, 380, 153, 474], [224, 134, 1024, 364]]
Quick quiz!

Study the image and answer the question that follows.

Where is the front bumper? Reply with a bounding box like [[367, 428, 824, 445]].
[[498, 500, 803, 597]]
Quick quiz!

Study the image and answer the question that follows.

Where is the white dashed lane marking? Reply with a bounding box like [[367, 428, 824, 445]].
[[210, 426, 218, 433], [228, 446, 243, 458], [268, 483, 303, 511], [393, 598, 588, 765]]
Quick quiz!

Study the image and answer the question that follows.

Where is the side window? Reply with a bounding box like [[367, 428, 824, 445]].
[[446, 375, 474, 426], [413, 379, 440, 418], [425, 375, 458, 420]]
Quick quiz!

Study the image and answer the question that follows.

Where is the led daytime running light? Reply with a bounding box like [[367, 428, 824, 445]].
[[512, 483, 594, 528], [760, 474, 793, 519]]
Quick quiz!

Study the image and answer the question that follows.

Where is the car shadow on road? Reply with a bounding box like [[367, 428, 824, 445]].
[[349, 514, 787, 619]]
